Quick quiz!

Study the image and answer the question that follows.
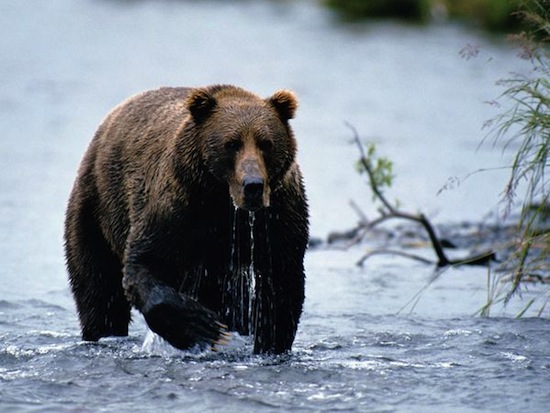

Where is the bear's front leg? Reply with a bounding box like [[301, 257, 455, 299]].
[[123, 264, 228, 351], [253, 271, 305, 354], [252, 198, 308, 354]]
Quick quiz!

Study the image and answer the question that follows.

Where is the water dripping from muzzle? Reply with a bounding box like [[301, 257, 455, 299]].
[[248, 211, 256, 335], [224, 205, 258, 336], [224, 204, 279, 350]]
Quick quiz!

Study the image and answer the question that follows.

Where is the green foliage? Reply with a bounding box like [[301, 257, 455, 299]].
[[356, 142, 395, 201], [444, 0, 523, 31], [323, 0, 432, 22], [321, 0, 524, 31]]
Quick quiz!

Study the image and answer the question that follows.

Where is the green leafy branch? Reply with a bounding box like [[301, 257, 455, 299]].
[[355, 142, 395, 202]]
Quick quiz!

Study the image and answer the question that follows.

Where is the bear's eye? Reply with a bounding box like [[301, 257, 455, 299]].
[[224, 139, 242, 152], [258, 139, 273, 152]]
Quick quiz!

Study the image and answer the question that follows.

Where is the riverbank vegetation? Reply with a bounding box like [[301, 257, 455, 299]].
[[322, 0, 524, 31], [483, 0, 550, 308]]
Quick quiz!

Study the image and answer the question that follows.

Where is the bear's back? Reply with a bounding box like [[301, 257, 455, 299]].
[[84, 88, 195, 253]]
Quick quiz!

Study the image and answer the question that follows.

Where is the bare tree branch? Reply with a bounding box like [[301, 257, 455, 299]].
[[346, 123, 496, 268]]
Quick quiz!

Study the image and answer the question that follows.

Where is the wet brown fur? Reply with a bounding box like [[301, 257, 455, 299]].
[[64, 85, 308, 354]]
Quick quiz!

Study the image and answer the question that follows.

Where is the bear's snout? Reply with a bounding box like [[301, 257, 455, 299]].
[[243, 176, 265, 211], [230, 154, 270, 212]]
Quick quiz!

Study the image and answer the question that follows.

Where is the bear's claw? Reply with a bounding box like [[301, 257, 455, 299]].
[[211, 331, 232, 352]]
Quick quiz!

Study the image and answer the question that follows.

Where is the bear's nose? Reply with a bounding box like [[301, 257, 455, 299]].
[[243, 176, 264, 211]]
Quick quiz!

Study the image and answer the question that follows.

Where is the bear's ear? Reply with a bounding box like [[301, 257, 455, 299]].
[[185, 88, 217, 122], [267, 90, 298, 121]]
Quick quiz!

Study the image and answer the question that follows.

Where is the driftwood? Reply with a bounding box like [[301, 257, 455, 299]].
[[346, 123, 496, 268]]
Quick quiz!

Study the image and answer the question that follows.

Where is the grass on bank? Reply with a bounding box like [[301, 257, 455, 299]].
[[483, 0, 550, 310]]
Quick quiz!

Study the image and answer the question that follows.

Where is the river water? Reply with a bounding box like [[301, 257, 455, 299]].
[[1, 0, 549, 412]]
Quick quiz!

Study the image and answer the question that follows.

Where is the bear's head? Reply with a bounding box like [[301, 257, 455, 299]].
[[185, 85, 298, 212]]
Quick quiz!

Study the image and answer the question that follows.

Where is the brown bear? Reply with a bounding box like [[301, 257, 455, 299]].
[[64, 85, 308, 354]]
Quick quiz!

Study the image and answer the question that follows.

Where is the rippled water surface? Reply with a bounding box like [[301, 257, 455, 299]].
[[1, 0, 549, 412]]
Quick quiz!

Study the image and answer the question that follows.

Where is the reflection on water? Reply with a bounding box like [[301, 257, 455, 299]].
[[1, 1, 547, 412]]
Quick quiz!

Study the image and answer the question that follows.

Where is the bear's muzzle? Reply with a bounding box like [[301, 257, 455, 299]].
[[230, 149, 271, 212]]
